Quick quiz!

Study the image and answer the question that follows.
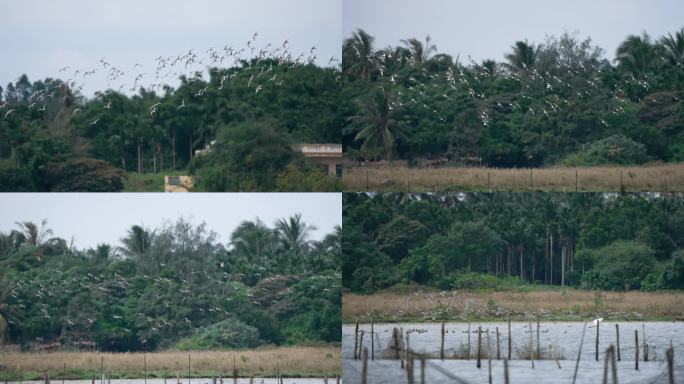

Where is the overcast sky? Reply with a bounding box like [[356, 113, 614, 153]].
[[343, 0, 684, 63], [0, 193, 341, 249], [0, 0, 341, 97]]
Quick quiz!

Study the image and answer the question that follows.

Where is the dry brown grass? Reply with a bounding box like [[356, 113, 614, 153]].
[[342, 162, 684, 192], [0, 346, 340, 377], [342, 289, 684, 322]]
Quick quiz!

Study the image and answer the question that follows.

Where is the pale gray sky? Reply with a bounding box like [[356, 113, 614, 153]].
[[1, 0, 341, 97], [343, 0, 684, 63], [0, 193, 341, 249]]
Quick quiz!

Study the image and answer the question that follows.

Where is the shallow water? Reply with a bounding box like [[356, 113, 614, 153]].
[[343, 359, 680, 384], [7, 380, 331, 384], [342, 321, 684, 363]]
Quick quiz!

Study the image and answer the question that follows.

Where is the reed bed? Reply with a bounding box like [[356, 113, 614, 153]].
[[342, 162, 684, 192], [0, 346, 340, 377], [343, 289, 684, 322]]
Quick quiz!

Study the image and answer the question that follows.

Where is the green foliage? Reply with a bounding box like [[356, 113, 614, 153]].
[[43, 157, 127, 191], [579, 241, 656, 290], [0, 60, 343, 191], [451, 273, 524, 291], [0, 217, 341, 351], [560, 135, 649, 166], [343, 193, 684, 293], [174, 319, 261, 350], [343, 29, 684, 165]]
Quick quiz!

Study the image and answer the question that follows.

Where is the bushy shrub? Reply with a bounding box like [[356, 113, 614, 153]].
[[44, 157, 127, 191], [561, 134, 649, 166], [580, 241, 656, 290], [451, 272, 523, 291], [174, 319, 261, 350]]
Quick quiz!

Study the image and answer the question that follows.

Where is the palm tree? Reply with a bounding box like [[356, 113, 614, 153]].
[[503, 40, 539, 73], [616, 32, 659, 75], [14, 219, 52, 247], [343, 29, 376, 81], [275, 214, 316, 268], [230, 218, 275, 262], [348, 90, 404, 160], [660, 28, 684, 66], [401, 36, 437, 64], [119, 225, 153, 259]]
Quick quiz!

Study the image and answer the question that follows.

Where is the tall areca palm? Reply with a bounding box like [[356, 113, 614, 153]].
[[616, 33, 659, 75], [119, 225, 153, 259], [14, 219, 52, 247], [275, 214, 316, 268], [230, 218, 275, 262], [348, 91, 403, 160], [343, 29, 376, 81], [660, 28, 684, 66], [504, 40, 539, 73], [401, 36, 437, 64]]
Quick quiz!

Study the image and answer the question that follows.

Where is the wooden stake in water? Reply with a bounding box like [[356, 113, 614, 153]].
[[643, 324, 648, 362], [420, 357, 426, 384], [101, 356, 104, 384], [615, 324, 621, 361], [507, 318, 512, 360], [595, 320, 600, 361], [496, 327, 501, 360], [477, 326, 482, 368], [529, 321, 535, 369], [635, 330, 639, 371], [666, 347, 674, 384], [536, 315, 541, 359], [571, 321, 588, 384], [361, 347, 369, 384], [371, 315, 375, 361], [503, 359, 510, 384], [467, 323, 471, 360], [144, 353, 147, 384], [354, 319, 359, 360], [487, 328, 492, 384], [187, 354, 191, 384], [359, 330, 365, 361], [440, 322, 445, 359]]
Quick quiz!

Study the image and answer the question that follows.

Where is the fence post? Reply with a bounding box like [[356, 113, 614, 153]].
[[354, 319, 359, 360], [536, 315, 541, 359], [371, 315, 375, 361], [615, 324, 621, 361], [507, 318, 512, 360], [496, 327, 501, 360], [643, 324, 648, 362], [440, 322, 445, 360], [503, 359, 510, 384], [420, 356, 425, 384], [477, 326, 482, 368], [666, 347, 674, 384], [361, 347, 368, 384], [467, 323, 471, 360], [596, 321, 600, 361], [635, 330, 639, 371]]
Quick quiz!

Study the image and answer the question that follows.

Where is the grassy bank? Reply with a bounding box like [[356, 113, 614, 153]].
[[342, 162, 684, 192], [342, 287, 684, 323], [0, 346, 340, 380], [123, 171, 189, 192]]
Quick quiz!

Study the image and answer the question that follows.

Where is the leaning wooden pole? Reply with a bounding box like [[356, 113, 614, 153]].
[[615, 324, 621, 361], [595, 320, 600, 361], [477, 326, 482, 368], [634, 330, 639, 371], [354, 319, 359, 360], [371, 315, 375, 361], [361, 347, 369, 384], [571, 321, 588, 384], [496, 327, 501, 360], [666, 347, 674, 384]]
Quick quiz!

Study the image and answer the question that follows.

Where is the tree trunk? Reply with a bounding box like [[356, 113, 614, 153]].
[[507, 245, 511, 277], [545, 225, 549, 284], [172, 130, 177, 170], [550, 234, 554, 285], [561, 244, 566, 287], [519, 242, 524, 281], [137, 143, 142, 174]]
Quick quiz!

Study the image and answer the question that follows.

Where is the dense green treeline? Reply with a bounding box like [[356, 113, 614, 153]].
[[0, 216, 341, 351], [0, 59, 343, 191], [342, 28, 684, 166], [343, 193, 684, 293]]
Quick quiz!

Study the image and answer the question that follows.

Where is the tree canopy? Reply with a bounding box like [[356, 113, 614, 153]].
[[0, 217, 341, 351], [343, 28, 684, 166]]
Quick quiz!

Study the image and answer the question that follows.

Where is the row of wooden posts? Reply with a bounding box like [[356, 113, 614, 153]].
[[353, 317, 677, 383], [353, 317, 665, 364], [363, 169, 673, 192], [357, 341, 677, 384], [16, 353, 338, 384]]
